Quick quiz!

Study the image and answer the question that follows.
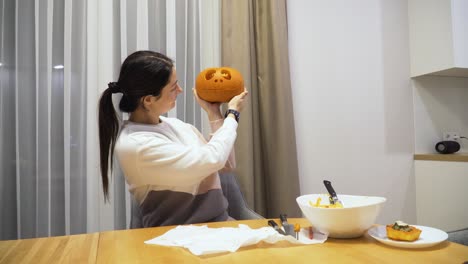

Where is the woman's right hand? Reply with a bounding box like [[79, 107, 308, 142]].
[[228, 89, 249, 112]]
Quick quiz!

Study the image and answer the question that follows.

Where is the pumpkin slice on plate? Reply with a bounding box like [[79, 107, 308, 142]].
[[386, 221, 422, 242]]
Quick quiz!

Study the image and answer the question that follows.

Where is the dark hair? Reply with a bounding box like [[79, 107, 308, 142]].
[[98, 50, 174, 201]]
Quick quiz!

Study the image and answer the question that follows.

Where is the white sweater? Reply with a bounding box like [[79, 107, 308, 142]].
[[115, 116, 237, 226]]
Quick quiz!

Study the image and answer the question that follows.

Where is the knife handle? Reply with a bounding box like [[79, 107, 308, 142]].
[[279, 214, 288, 225], [268, 220, 279, 228], [323, 180, 337, 197]]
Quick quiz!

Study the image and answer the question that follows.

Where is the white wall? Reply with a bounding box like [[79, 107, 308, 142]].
[[413, 76, 468, 153], [287, 0, 416, 224]]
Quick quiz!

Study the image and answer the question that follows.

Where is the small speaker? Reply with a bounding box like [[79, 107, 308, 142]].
[[435, 141, 460, 154]]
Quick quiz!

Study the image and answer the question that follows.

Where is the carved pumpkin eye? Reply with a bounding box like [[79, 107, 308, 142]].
[[204, 69, 217, 80], [221, 70, 231, 80]]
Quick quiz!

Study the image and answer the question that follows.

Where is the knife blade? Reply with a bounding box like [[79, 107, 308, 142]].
[[323, 180, 343, 206], [279, 214, 295, 237]]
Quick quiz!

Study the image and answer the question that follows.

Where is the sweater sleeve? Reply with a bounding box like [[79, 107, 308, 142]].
[[133, 118, 238, 187], [208, 119, 236, 170]]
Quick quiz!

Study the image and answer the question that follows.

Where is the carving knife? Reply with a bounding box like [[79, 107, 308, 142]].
[[323, 180, 343, 206]]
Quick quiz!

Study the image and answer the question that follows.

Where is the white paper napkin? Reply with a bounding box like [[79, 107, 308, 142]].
[[144, 224, 327, 256]]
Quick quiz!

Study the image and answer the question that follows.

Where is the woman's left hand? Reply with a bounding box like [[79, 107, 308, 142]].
[[193, 88, 223, 121]]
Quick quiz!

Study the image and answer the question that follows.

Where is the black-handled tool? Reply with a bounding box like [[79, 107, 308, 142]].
[[279, 214, 295, 237], [323, 180, 343, 206], [268, 220, 286, 235]]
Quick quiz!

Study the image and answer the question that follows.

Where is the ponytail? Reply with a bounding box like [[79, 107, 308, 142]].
[[98, 51, 174, 201], [98, 85, 120, 201]]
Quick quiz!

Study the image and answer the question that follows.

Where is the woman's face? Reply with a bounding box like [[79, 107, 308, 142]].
[[152, 67, 183, 114]]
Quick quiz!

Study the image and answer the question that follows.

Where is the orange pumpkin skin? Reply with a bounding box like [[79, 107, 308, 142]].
[[195, 67, 244, 103]]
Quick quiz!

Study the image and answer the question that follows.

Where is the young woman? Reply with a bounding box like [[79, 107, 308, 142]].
[[98, 51, 248, 227]]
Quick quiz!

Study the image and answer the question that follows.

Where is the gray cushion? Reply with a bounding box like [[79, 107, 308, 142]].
[[130, 195, 143, 229], [448, 228, 468, 246]]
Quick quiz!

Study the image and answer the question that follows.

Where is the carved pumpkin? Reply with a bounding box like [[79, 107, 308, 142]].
[[195, 67, 244, 103]]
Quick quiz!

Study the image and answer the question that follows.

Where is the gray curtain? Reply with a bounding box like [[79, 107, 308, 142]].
[[221, 0, 301, 218], [0, 0, 87, 239], [0, 0, 211, 240]]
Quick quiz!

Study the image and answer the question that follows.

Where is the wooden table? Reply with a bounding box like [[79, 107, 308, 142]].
[[1, 218, 467, 263]]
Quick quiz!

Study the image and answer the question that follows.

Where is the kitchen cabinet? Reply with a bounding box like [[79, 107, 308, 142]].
[[408, 0, 468, 77], [414, 155, 468, 232]]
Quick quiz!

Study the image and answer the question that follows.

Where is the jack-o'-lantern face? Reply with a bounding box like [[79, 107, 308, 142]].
[[195, 67, 244, 103]]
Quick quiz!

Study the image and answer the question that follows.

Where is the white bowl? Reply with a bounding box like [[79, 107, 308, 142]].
[[296, 194, 386, 238]]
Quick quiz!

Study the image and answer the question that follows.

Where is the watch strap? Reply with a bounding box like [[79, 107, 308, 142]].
[[224, 109, 240, 122]]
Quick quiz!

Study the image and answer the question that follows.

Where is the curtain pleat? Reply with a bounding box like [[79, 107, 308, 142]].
[[166, 0, 177, 118], [85, 0, 98, 235], [63, 0, 71, 236], [148, 0, 166, 53], [178, 0, 187, 123], [50, 0, 65, 237], [16, 0, 37, 239], [69, 0, 87, 235], [136, 0, 149, 50], [198, 0, 221, 136], [35, 0, 50, 238], [0, 0, 17, 241], [221, 0, 301, 218], [112, 0, 127, 232]]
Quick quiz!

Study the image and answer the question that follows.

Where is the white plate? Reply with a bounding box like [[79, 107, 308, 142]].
[[368, 225, 448, 249]]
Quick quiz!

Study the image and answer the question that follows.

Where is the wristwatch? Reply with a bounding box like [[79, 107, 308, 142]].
[[225, 109, 240, 123]]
